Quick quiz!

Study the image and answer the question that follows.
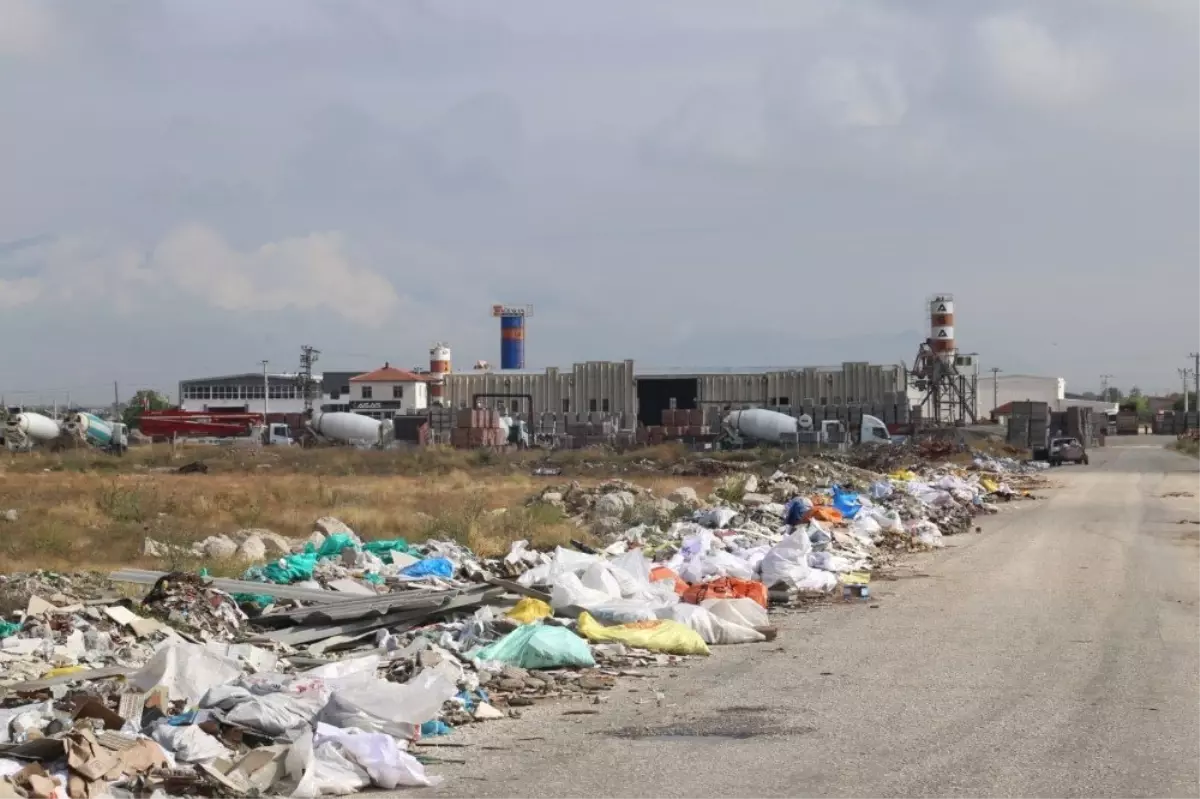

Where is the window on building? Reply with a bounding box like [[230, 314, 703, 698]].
[[819, 396, 827, 405], [392, 385, 404, 399], [250, 385, 264, 399], [361, 386, 373, 399], [589, 399, 597, 412], [511, 399, 520, 412], [340, 385, 350, 396], [771, 396, 790, 407], [601, 398, 610, 413], [561, 398, 570, 413]]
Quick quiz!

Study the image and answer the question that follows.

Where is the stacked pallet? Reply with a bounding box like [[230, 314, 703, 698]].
[[450, 408, 506, 449], [639, 408, 713, 444]]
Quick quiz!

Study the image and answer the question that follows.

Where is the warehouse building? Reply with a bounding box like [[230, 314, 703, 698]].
[[440, 360, 908, 426], [179, 360, 909, 427]]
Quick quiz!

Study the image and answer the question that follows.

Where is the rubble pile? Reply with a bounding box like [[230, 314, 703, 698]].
[[0, 451, 1044, 797]]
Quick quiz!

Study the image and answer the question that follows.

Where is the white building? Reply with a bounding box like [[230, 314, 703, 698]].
[[976, 373, 1065, 419], [347, 363, 429, 420]]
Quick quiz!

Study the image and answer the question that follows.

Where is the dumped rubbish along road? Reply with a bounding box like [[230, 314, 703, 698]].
[[402, 438, 1199, 799], [0, 442, 1036, 796]]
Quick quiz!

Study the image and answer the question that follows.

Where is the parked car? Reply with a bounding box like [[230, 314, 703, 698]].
[[1049, 436, 1088, 466]]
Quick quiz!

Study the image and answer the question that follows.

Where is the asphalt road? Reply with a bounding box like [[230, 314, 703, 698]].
[[410, 437, 1199, 798]]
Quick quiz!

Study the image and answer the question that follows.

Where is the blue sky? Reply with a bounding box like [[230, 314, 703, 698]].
[[0, 0, 1196, 403]]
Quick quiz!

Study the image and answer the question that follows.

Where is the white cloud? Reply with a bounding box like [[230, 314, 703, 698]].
[[976, 12, 1107, 108], [806, 58, 909, 128], [0, 277, 41, 308], [0, 0, 56, 58], [0, 225, 399, 324], [155, 225, 399, 323]]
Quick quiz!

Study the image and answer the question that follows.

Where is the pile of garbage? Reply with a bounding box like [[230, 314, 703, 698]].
[[0, 453, 1043, 797]]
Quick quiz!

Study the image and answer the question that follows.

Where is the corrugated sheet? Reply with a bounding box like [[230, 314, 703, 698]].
[[109, 569, 358, 604]]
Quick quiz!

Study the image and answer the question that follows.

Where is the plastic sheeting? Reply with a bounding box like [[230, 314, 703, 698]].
[[317, 668, 456, 741], [129, 642, 242, 704], [472, 623, 595, 670], [400, 558, 455, 580]]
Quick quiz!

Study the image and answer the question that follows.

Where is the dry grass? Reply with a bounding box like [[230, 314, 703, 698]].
[[0, 444, 721, 572]]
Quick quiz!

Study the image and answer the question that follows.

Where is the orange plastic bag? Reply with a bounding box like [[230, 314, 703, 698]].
[[650, 566, 688, 595], [681, 577, 768, 609], [804, 505, 843, 524]]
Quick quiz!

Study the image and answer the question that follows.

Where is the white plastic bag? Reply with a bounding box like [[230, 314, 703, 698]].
[[656, 604, 764, 645], [313, 723, 439, 789], [286, 727, 370, 798], [579, 563, 623, 599], [910, 520, 945, 548], [700, 597, 769, 629], [758, 531, 813, 588], [130, 642, 241, 704], [808, 551, 854, 573], [318, 669, 455, 740], [794, 568, 838, 593], [225, 692, 323, 736], [151, 724, 230, 764]]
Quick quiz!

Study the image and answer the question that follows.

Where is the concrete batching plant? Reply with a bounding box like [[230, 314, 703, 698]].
[[492, 304, 531, 370], [909, 293, 977, 425]]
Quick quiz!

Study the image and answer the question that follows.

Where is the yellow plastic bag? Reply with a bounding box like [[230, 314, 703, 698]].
[[889, 469, 917, 482], [506, 598, 552, 625], [576, 611, 709, 656], [40, 665, 87, 679], [980, 477, 999, 493]]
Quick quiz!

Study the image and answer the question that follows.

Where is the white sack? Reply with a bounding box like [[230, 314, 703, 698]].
[[700, 597, 769, 629], [313, 723, 438, 789], [656, 604, 765, 645], [317, 669, 455, 740], [758, 531, 813, 588]]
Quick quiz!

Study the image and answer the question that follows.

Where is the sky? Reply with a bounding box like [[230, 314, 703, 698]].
[[0, 0, 1196, 404]]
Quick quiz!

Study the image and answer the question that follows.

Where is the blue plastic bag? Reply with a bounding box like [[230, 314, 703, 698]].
[[401, 557, 455, 580], [831, 485, 862, 519], [783, 497, 812, 526]]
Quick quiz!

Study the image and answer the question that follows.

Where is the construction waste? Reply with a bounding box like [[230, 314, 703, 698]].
[[0, 453, 1044, 797]]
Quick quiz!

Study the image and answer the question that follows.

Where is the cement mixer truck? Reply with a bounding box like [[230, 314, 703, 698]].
[[723, 408, 893, 448], [307, 411, 394, 448], [4, 412, 61, 451], [61, 412, 128, 453]]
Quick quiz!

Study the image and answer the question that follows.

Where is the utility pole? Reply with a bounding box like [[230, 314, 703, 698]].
[[1190, 353, 1199, 413], [261, 360, 270, 420], [1179, 368, 1192, 413], [1100, 374, 1114, 404], [989, 367, 1001, 417], [298, 345, 321, 416], [113, 382, 119, 421]]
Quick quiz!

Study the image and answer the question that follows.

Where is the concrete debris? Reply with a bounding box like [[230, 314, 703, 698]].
[[2, 510, 17, 524], [0, 445, 1046, 796]]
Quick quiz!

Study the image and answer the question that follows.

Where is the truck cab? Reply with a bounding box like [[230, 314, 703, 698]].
[[266, 423, 293, 446]]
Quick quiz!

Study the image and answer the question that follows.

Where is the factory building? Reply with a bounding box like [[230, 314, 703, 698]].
[[440, 360, 908, 425], [179, 359, 908, 428], [975, 374, 1066, 419]]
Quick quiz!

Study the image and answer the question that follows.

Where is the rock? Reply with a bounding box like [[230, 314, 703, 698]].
[[496, 678, 525, 692], [313, 517, 353, 536], [256, 533, 294, 557], [651, 497, 679, 517], [540, 492, 564, 505], [2, 509, 18, 523], [666, 487, 699, 506], [743, 475, 760, 494], [742, 493, 773, 508], [508, 696, 535, 707], [236, 536, 267, 561], [307, 531, 327, 550], [473, 702, 505, 721], [500, 666, 529, 681], [593, 491, 635, 518], [142, 538, 167, 558], [201, 535, 238, 559], [590, 517, 626, 538]]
